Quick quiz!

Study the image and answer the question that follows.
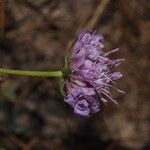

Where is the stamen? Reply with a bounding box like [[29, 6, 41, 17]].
[[105, 48, 119, 56]]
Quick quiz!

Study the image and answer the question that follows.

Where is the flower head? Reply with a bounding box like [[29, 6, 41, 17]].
[[63, 30, 124, 117]]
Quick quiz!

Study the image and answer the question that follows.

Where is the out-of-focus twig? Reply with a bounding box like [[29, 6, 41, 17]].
[[82, 0, 111, 30], [0, 0, 6, 39], [14, 0, 52, 23]]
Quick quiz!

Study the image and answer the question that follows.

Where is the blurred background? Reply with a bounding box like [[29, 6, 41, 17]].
[[0, 0, 149, 150]]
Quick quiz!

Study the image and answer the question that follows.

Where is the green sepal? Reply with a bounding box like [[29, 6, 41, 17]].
[[59, 78, 65, 97]]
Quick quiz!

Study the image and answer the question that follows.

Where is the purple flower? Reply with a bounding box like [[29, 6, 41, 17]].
[[64, 30, 124, 117]]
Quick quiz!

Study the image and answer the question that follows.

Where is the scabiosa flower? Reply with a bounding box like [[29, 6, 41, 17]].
[[63, 30, 124, 117]]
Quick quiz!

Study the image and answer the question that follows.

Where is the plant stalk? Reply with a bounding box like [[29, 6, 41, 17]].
[[0, 68, 63, 77]]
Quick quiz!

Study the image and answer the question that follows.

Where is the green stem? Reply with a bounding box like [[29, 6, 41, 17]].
[[0, 68, 63, 77]]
